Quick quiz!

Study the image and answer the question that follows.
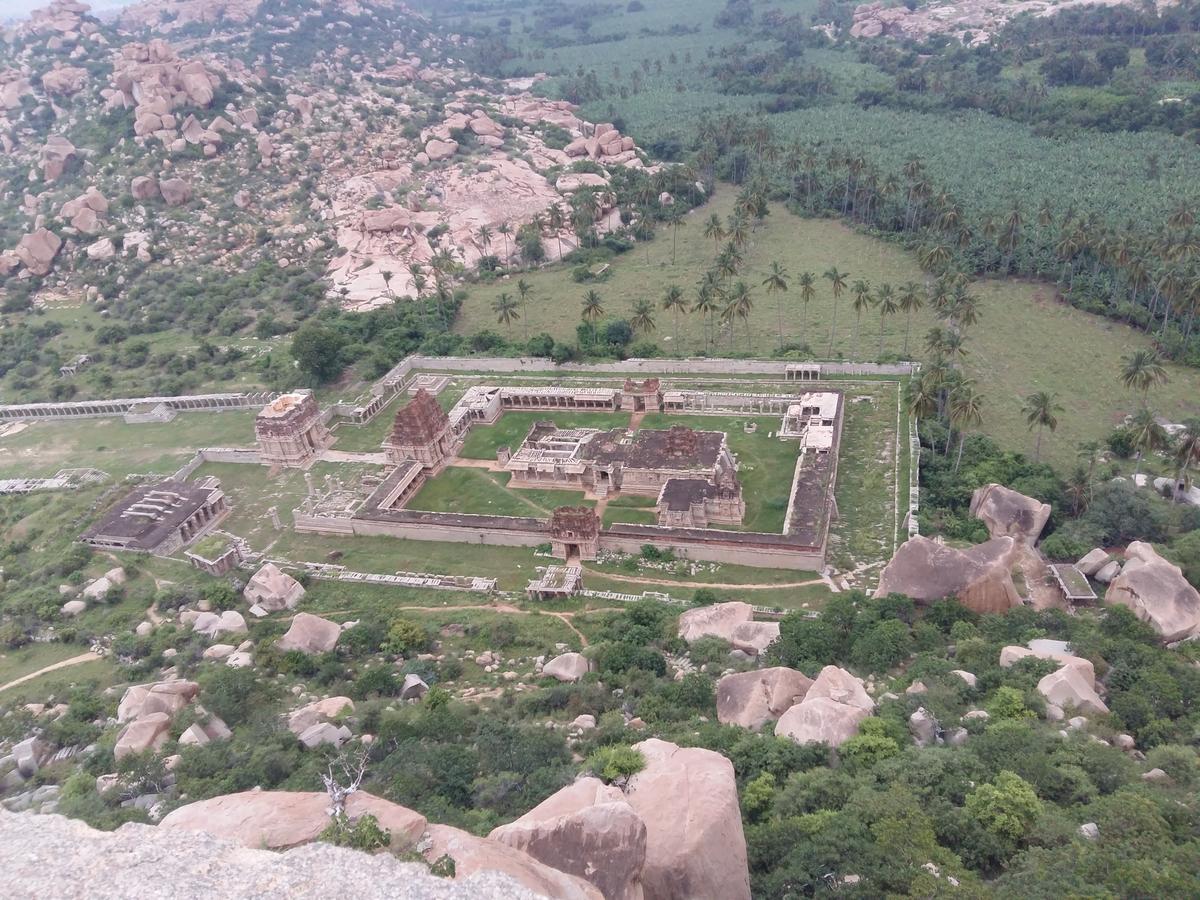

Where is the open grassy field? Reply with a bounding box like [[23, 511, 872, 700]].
[[601, 494, 657, 527], [0, 409, 258, 479], [407, 467, 594, 517]]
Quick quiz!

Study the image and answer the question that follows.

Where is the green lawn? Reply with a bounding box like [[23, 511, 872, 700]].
[[602, 494, 657, 527], [0, 410, 258, 479], [0, 642, 93, 690], [639, 412, 798, 533], [459, 410, 633, 460], [407, 467, 594, 517]]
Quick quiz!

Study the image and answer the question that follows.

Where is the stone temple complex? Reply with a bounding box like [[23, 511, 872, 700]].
[[254, 391, 330, 468], [81, 478, 228, 555], [382, 389, 462, 474]]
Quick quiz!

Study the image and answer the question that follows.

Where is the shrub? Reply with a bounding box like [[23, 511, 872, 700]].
[[586, 745, 645, 783], [383, 618, 431, 656], [318, 813, 389, 852]]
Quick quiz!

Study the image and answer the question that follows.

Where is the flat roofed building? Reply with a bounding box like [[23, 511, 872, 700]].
[[81, 478, 228, 555], [526, 565, 583, 600], [255, 390, 330, 468], [656, 476, 745, 528]]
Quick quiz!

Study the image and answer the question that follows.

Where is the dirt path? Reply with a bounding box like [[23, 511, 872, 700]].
[[0, 652, 103, 695], [382, 602, 627, 649], [582, 567, 826, 591], [449, 458, 505, 472]]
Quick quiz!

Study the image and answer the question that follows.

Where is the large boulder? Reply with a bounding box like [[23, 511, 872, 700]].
[[775, 697, 871, 748], [1000, 643, 1096, 685], [14, 228, 62, 276], [117, 680, 200, 723], [178, 715, 232, 747], [970, 483, 1051, 544], [130, 175, 159, 201], [159, 177, 193, 206], [243, 563, 305, 612], [1037, 666, 1109, 716], [543, 652, 591, 683], [1105, 541, 1200, 642], [874, 535, 1021, 614], [716, 667, 813, 731], [805, 665, 874, 710], [625, 739, 750, 900], [192, 610, 247, 640], [39, 135, 76, 182], [424, 139, 458, 161], [1076, 548, 1111, 577], [286, 696, 354, 735], [677, 602, 779, 656], [489, 777, 646, 900], [423, 824, 602, 900], [114, 712, 172, 760], [297, 722, 352, 749], [277, 612, 340, 654], [161, 790, 427, 851], [13, 737, 49, 779]]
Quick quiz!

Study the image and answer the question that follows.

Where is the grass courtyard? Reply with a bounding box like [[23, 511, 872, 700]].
[[407, 467, 594, 518], [459, 410, 633, 460]]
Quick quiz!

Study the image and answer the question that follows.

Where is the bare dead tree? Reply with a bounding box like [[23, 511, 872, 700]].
[[321, 747, 369, 818]]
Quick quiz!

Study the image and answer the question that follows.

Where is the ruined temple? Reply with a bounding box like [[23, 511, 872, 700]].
[[382, 388, 461, 473], [255, 390, 330, 468], [548, 506, 601, 561], [621, 377, 662, 412]]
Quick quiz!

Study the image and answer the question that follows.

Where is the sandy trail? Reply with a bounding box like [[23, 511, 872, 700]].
[[0, 652, 103, 695]]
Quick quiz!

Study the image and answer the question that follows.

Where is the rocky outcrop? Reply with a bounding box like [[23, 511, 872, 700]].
[[178, 715, 232, 747], [114, 711, 172, 759], [190, 610, 247, 639], [277, 612, 341, 654], [716, 667, 813, 731], [774, 666, 875, 749], [970, 483, 1051, 544], [625, 739, 750, 900], [42, 65, 88, 96], [130, 176, 160, 201], [161, 790, 427, 851], [677, 602, 779, 656], [118, 680, 200, 723], [542, 652, 591, 683], [243, 562, 305, 612], [287, 696, 354, 735], [3, 809, 534, 900], [874, 535, 1021, 614], [1038, 665, 1108, 716], [423, 824, 602, 900], [489, 777, 646, 900], [1105, 541, 1200, 642], [425, 139, 458, 161], [1077, 548, 1111, 576], [39, 135, 76, 182]]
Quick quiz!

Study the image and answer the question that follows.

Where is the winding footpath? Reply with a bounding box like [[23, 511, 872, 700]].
[[0, 652, 103, 695]]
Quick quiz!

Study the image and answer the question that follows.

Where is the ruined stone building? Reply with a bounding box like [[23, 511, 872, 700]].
[[382, 389, 462, 473], [81, 478, 228, 555], [548, 506, 601, 561], [505, 422, 743, 519], [255, 391, 330, 468], [655, 475, 746, 528]]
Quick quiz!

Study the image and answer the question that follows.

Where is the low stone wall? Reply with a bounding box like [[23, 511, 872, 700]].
[[0, 391, 274, 421], [388, 355, 915, 380], [171, 447, 262, 481]]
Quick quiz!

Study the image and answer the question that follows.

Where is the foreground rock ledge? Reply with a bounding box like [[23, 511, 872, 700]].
[[0, 809, 538, 900]]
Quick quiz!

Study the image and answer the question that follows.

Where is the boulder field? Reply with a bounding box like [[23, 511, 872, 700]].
[[774, 666, 875, 748], [874, 534, 1021, 614], [676, 601, 779, 656]]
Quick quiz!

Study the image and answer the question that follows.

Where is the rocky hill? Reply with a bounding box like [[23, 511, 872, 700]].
[[0, 0, 662, 317]]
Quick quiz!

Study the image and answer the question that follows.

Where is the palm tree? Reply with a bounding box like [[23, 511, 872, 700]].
[[492, 292, 519, 332], [762, 261, 789, 350], [898, 281, 923, 357], [380, 269, 394, 298], [1064, 465, 1092, 516], [1172, 419, 1200, 500], [631, 298, 656, 335], [823, 266, 848, 357], [875, 283, 898, 358], [692, 273, 721, 354], [667, 205, 685, 265], [581, 290, 604, 344], [728, 214, 750, 250], [948, 380, 984, 473], [850, 279, 872, 359], [727, 280, 754, 352], [907, 374, 939, 442], [497, 221, 512, 261], [546, 204, 566, 260], [475, 225, 493, 256], [797, 271, 816, 347], [1120, 348, 1169, 407], [1022, 391, 1062, 462], [1129, 407, 1168, 477], [919, 241, 953, 276], [662, 284, 686, 351], [516, 279, 532, 340], [703, 213, 725, 254]]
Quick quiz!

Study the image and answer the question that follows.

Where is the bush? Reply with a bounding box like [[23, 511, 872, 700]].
[[383, 618, 431, 656], [586, 745, 645, 783], [318, 812, 389, 851]]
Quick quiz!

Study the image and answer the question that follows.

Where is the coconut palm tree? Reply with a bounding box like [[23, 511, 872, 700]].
[[762, 261, 789, 350], [492, 292, 519, 332], [631, 298, 656, 335], [907, 374, 939, 442], [797, 271, 816, 347], [725, 280, 754, 352], [1172, 419, 1200, 500], [667, 205, 685, 265], [662, 284, 686, 351], [516, 279, 532, 340], [1022, 390, 1062, 462], [823, 266, 848, 356], [581, 290, 604, 345], [380, 269, 394, 298], [692, 273, 721, 354], [850, 279, 872, 359], [898, 281, 923, 357], [948, 380, 984, 473], [497, 221, 512, 261], [1120, 348, 1169, 407], [547, 204, 566, 260], [703, 213, 725, 254], [875, 283, 898, 358], [475, 225, 493, 256], [1064, 465, 1092, 516], [1129, 407, 1168, 477]]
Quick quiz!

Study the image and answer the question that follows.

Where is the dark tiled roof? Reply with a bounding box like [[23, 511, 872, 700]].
[[584, 426, 723, 470], [660, 478, 715, 510], [82, 480, 218, 550]]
